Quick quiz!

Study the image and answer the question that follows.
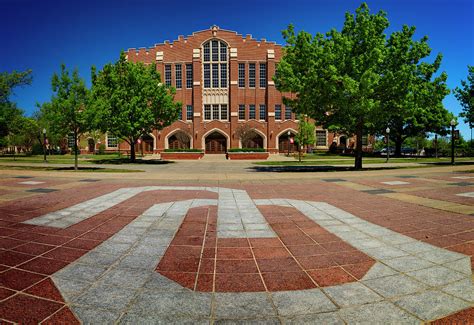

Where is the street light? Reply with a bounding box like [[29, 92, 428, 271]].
[[42, 128, 47, 162], [287, 130, 291, 157], [451, 119, 456, 165], [385, 127, 390, 163]]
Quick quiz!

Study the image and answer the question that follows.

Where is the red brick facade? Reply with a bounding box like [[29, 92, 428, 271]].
[[97, 26, 370, 155]]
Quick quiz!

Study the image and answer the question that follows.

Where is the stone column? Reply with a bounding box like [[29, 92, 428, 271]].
[[266, 49, 277, 153], [192, 48, 203, 150]]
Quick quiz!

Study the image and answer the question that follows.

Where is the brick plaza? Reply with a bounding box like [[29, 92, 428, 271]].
[[0, 162, 473, 323]]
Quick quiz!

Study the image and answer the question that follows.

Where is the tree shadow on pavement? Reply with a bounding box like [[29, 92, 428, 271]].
[[248, 165, 401, 173]]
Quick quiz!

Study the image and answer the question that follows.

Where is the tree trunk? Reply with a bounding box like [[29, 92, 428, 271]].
[[130, 141, 136, 162], [394, 134, 402, 157], [74, 129, 78, 171], [434, 134, 438, 159], [354, 125, 363, 170]]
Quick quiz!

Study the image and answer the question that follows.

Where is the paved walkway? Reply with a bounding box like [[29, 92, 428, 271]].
[[0, 163, 473, 323]]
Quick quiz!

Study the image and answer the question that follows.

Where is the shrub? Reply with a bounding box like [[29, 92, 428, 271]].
[[163, 148, 203, 152], [227, 148, 266, 153], [98, 144, 106, 155]]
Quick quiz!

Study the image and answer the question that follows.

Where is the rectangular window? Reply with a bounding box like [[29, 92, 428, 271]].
[[107, 134, 117, 148], [220, 63, 227, 88], [204, 104, 211, 120], [249, 104, 256, 119], [68, 134, 75, 148], [238, 63, 245, 88], [259, 63, 267, 88], [248, 63, 256, 88], [316, 130, 327, 147], [212, 40, 219, 61], [220, 104, 228, 120], [259, 104, 266, 120], [238, 104, 245, 120], [175, 64, 182, 89], [212, 104, 220, 120], [186, 64, 193, 89], [165, 65, 172, 87], [220, 44, 227, 61], [186, 105, 193, 120], [362, 135, 368, 146], [275, 105, 281, 120], [212, 63, 219, 88], [203, 43, 210, 62], [285, 106, 292, 120], [203, 64, 210, 88], [178, 107, 183, 120]]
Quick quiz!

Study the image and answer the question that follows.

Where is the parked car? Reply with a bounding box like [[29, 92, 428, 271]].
[[401, 147, 416, 155]]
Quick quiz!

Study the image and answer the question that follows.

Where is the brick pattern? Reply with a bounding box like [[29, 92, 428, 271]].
[[157, 205, 374, 292]]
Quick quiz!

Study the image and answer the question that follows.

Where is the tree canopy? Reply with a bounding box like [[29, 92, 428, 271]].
[[39, 64, 89, 170], [0, 70, 32, 148], [455, 66, 474, 128], [275, 3, 451, 167], [91, 52, 181, 161]]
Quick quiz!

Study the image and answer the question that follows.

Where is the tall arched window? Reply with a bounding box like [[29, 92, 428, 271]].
[[202, 40, 228, 89]]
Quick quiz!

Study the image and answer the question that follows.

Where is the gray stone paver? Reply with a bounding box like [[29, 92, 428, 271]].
[[271, 289, 338, 316], [323, 282, 383, 307], [41, 186, 473, 323], [213, 293, 277, 319], [338, 301, 420, 324], [282, 312, 344, 325], [363, 274, 427, 298], [441, 278, 474, 303], [393, 290, 470, 321]]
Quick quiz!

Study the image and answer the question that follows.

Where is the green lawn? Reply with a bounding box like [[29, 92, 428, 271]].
[[0, 154, 129, 164], [0, 165, 142, 172]]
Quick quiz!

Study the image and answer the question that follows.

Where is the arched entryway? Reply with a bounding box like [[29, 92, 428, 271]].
[[278, 130, 297, 153], [205, 131, 227, 154], [241, 131, 265, 149], [168, 131, 191, 150], [87, 138, 95, 153]]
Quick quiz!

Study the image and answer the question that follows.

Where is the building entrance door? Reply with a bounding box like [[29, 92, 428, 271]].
[[205, 132, 227, 154]]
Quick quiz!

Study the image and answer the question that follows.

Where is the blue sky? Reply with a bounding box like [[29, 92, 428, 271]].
[[1, 0, 473, 138]]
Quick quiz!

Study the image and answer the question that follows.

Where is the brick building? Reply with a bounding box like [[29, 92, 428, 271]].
[[96, 26, 370, 155]]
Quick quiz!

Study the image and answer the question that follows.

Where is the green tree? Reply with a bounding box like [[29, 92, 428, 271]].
[[455, 66, 474, 132], [0, 70, 32, 148], [378, 25, 450, 156], [39, 64, 89, 170], [91, 52, 180, 162], [9, 116, 39, 153], [295, 116, 315, 161], [275, 3, 389, 169]]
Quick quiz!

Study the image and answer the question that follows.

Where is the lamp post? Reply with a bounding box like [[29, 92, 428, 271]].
[[287, 130, 291, 157], [385, 127, 390, 163], [42, 128, 47, 162], [451, 119, 456, 165]]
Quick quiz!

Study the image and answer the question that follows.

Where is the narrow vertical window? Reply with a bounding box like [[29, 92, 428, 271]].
[[259, 63, 267, 88], [175, 64, 182, 89], [186, 105, 193, 120], [178, 107, 183, 120], [212, 104, 220, 120], [212, 40, 219, 61], [285, 106, 292, 120], [238, 63, 245, 87], [275, 105, 281, 120], [204, 105, 211, 120], [186, 64, 193, 89], [203, 43, 210, 62], [316, 130, 327, 147], [165, 65, 171, 87], [249, 63, 256, 87], [220, 104, 228, 120], [238, 104, 245, 120], [212, 63, 219, 88], [203, 64, 210, 88], [259, 104, 266, 120], [220, 43, 227, 61], [249, 105, 256, 119], [220, 63, 227, 88]]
